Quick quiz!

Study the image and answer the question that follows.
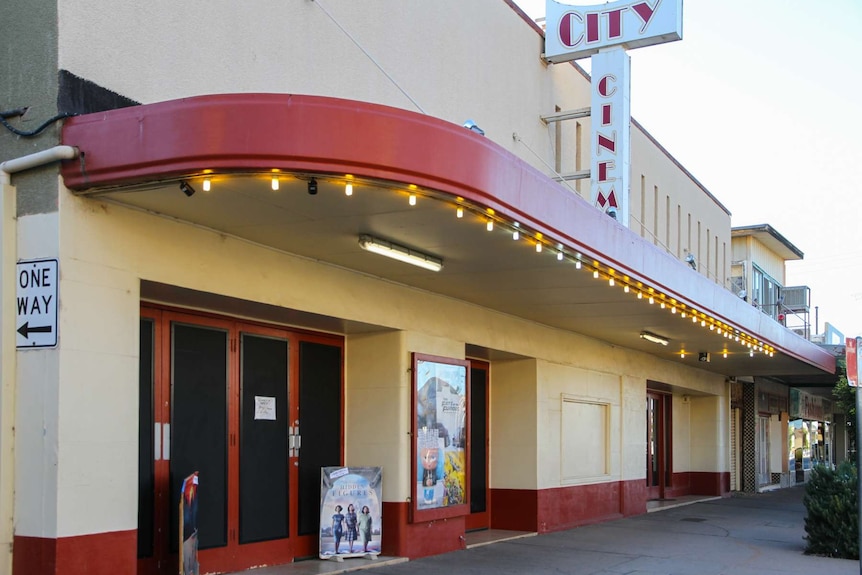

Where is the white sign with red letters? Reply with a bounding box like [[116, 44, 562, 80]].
[[545, 0, 682, 225], [545, 0, 683, 63]]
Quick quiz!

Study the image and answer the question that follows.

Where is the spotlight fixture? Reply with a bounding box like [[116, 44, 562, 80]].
[[462, 119, 485, 136], [179, 181, 196, 197], [307, 178, 318, 195], [358, 234, 442, 272], [640, 331, 669, 346], [685, 252, 697, 270]]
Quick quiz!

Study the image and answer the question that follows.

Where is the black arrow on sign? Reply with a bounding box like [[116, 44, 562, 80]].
[[17, 322, 52, 339]]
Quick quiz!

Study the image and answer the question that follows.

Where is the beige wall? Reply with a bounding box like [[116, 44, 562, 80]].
[[732, 235, 787, 289], [490, 359, 538, 490], [630, 127, 731, 286], [689, 395, 728, 473]]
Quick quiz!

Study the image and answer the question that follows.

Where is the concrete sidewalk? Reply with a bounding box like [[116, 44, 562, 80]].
[[240, 485, 858, 575]]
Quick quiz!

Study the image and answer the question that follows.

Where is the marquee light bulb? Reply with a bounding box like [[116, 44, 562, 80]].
[[203, 178, 211, 192], [456, 206, 463, 218]]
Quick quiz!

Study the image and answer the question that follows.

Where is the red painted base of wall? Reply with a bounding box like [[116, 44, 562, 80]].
[[13, 530, 136, 575], [381, 502, 466, 559], [666, 471, 730, 498], [490, 480, 647, 534]]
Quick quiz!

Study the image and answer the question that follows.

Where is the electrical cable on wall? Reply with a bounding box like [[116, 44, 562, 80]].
[[310, 0, 427, 115], [0, 108, 76, 137]]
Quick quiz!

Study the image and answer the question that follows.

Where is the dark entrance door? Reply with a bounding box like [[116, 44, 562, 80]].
[[137, 307, 342, 574], [465, 361, 490, 531], [646, 391, 671, 500]]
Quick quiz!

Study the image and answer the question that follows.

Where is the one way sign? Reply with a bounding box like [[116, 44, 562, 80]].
[[16, 258, 58, 349]]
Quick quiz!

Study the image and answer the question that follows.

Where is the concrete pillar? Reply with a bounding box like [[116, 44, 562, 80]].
[[0, 182, 16, 575]]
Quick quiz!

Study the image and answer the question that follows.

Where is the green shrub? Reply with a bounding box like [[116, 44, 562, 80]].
[[803, 461, 858, 559]]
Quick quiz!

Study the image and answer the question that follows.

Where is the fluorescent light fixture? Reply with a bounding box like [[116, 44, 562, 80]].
[[358, 234, 442, 272], [640, 331, 669, 346]]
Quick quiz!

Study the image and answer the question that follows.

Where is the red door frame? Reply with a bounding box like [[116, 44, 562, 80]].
[[646, 391, 672, 500], [138, 305, 342, 574]]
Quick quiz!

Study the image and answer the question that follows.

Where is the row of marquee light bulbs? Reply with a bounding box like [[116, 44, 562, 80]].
[[192, 171, 776, 360]]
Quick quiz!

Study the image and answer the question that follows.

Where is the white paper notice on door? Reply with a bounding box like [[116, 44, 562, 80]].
[[254, 396, 276, 420]]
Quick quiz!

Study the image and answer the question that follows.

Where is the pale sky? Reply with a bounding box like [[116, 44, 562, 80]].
[[515, 0, 862, 341]]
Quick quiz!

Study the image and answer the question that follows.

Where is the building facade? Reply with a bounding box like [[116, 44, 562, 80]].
[[0, 2, 835, 574]]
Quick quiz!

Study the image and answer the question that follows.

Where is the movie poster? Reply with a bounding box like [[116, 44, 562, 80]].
[[179, 471, 199, 575], [415, 357, 467, 511], [319, 467, 382, 559]]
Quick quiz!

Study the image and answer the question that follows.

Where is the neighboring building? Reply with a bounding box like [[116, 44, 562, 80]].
[[729, 226, 842, 491], [0, 2, 835, 575], [731, 224, 810, 337]]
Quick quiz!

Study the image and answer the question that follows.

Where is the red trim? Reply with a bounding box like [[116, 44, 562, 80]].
[[13, 531, 136, 575], [621, 478, 648, 516], [490, 479, 646, 534], [667, 471, 692, 498], [59, 93, 835, 373], [381, 502, 464, 559], [490, 489, 538, 532], [668, 471, 730, 497], [690, 471, 730, 496]]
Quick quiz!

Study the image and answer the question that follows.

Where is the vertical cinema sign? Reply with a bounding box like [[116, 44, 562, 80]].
[[545, 0, 683, 226]]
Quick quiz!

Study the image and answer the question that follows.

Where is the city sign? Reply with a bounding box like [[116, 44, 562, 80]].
[[545, 0, 683, 63]]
